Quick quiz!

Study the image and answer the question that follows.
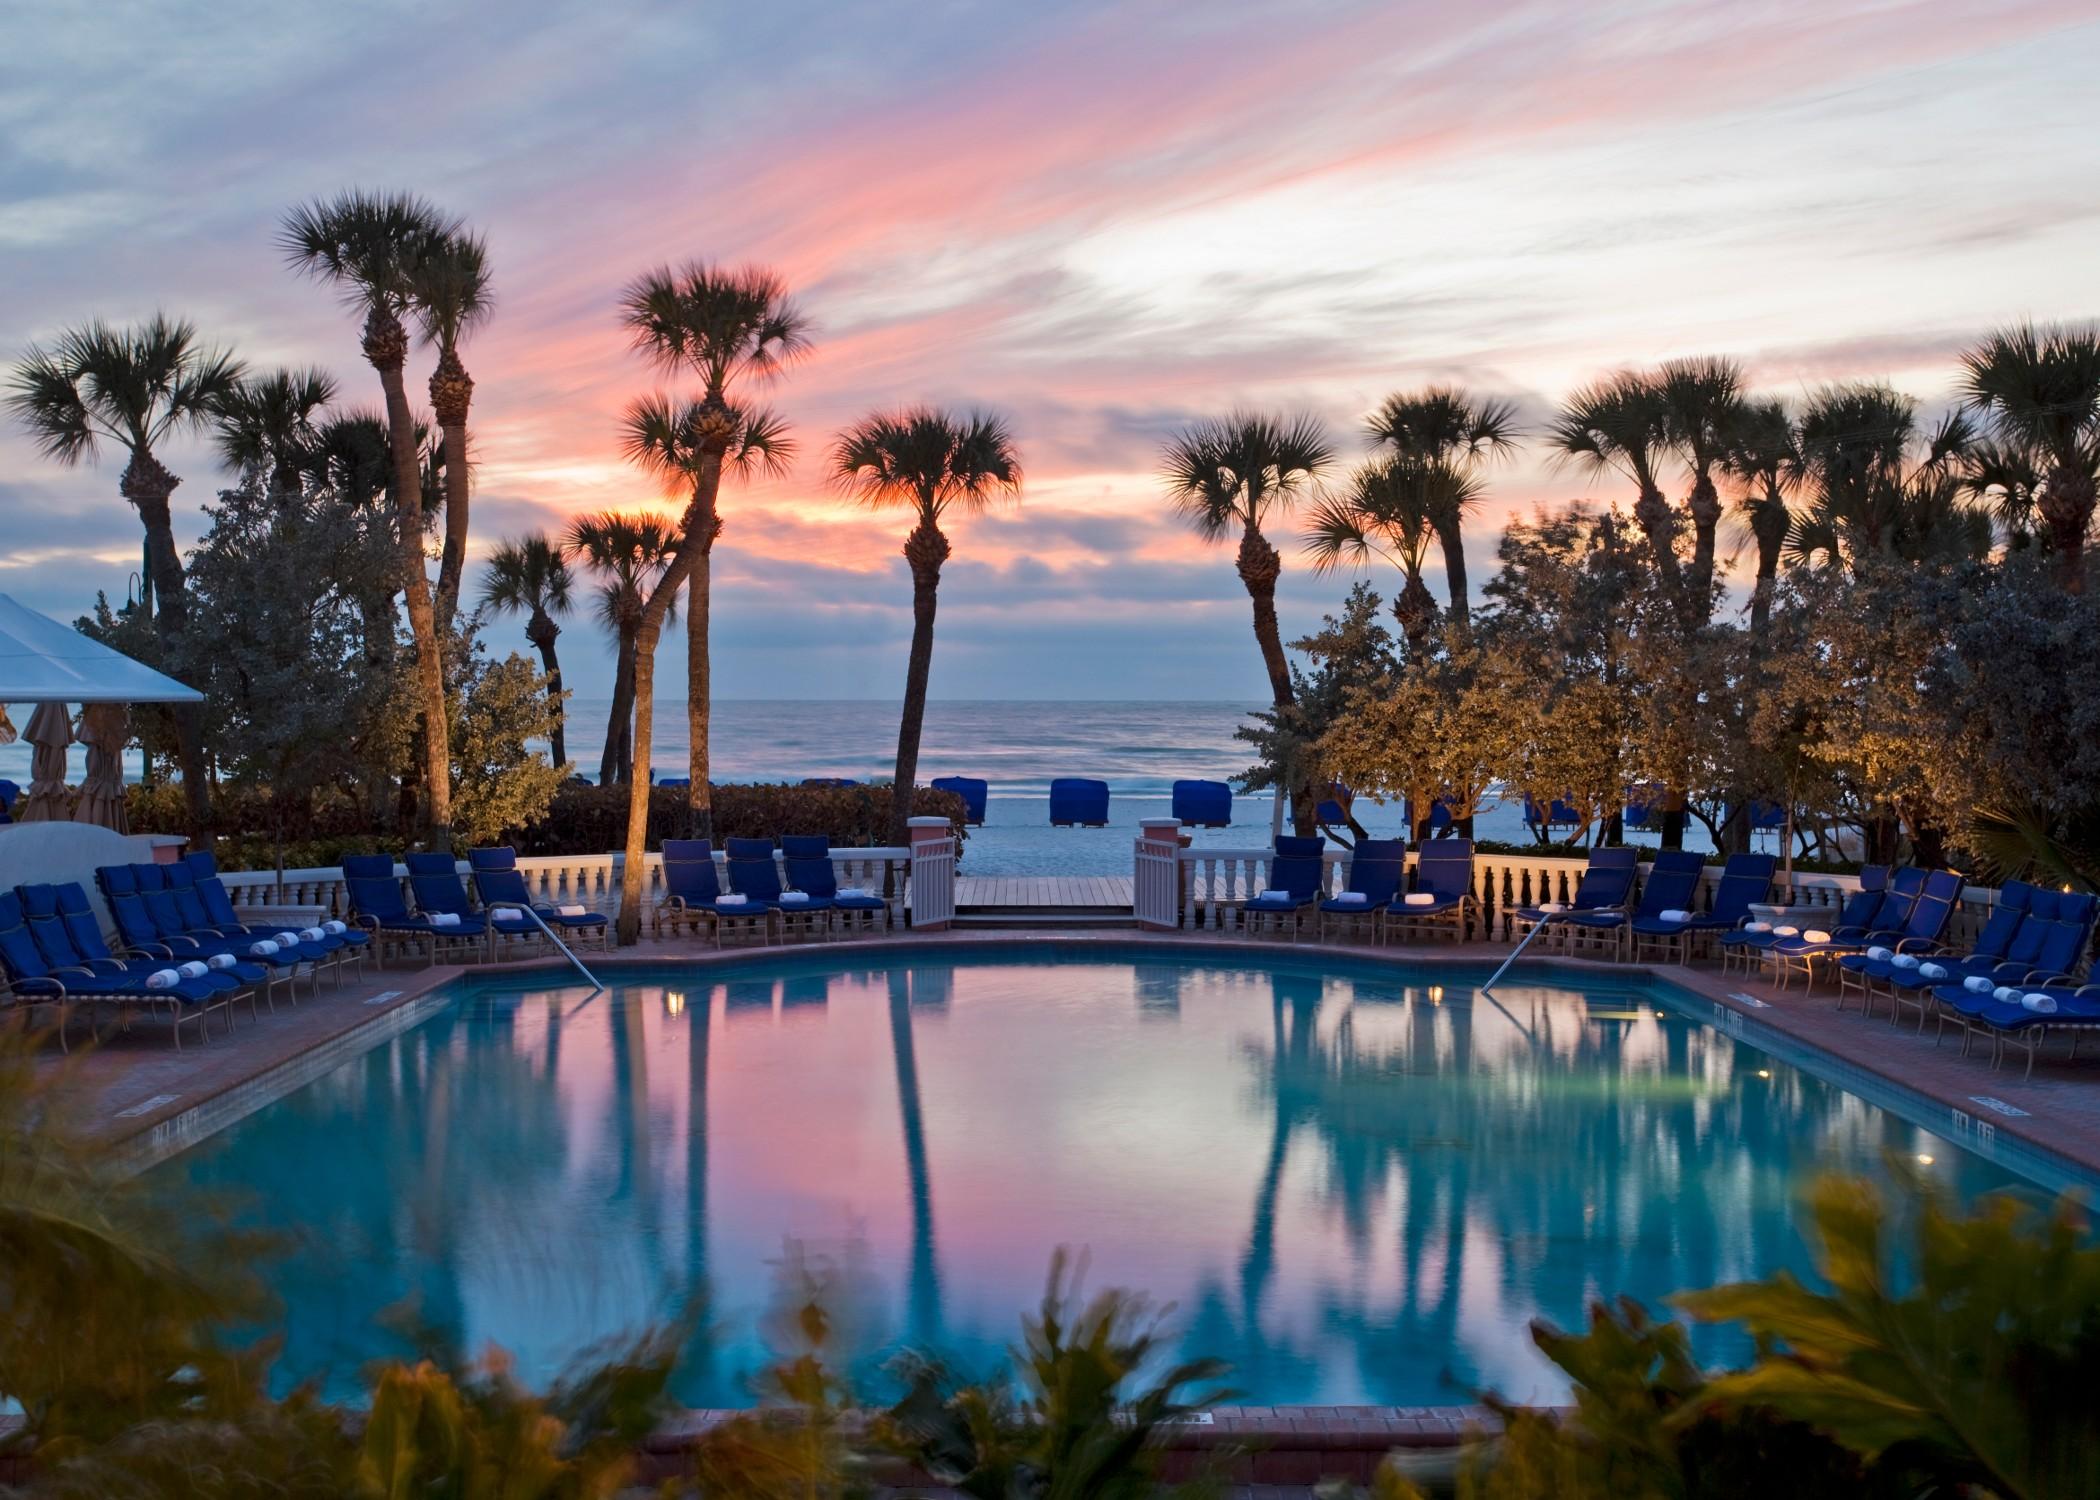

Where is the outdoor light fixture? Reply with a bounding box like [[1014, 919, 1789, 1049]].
[[1916, 1154, 1935, 1165], [665, 990, 686, 1016]]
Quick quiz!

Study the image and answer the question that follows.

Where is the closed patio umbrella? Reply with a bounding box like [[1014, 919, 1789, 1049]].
[[16, 701, 74, 823], [74, 702, 129, 832]]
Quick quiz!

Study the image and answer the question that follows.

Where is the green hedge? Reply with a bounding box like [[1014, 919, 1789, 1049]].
[[127, 781, 969, 872]]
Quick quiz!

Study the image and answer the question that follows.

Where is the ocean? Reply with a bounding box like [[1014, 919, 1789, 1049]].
[[1, 698, 1720, 874]]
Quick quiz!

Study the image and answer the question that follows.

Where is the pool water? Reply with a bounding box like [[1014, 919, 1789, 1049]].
[[164, 948, 2069, 1408]]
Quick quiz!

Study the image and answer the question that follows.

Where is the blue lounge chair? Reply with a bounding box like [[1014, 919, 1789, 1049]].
[[1632, 852, 1776, 964], [1564, 849, 1706, 960], [655, 839, 727, 941], [931, 776, 988, 826], [100, 863, 307, 1002], [184, 851, 368, 980], [468, 847, 610, 951], [1523, 796, 1587, 842], [1510, 846, 1639, 951], [1720, 865, 1887, 976], [1384, 839, 1476, 944], [1240, 836, 1327, 940], [1049, 778, 1110, 827], [1319, 839, 1403, 943], [342, 854, 457, 965], [162, 860, 347, 991], [0, 890, 225, 1049], [1851, 879, 2040, 1025], [723, 837, 800, 943], [405, 851, 521, 955], [1933, 908, 2097, 1053], [35, 878, 272, 1016], [781, 835, 888, 935], [1767, 867, 1955, 992], [0, 779, 16, 824], [1171, 779, 1232, 829], [1929, 979, 2100, 1078]]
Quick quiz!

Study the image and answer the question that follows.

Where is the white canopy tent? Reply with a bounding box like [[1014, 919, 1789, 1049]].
[[0, 593, 203, 830]]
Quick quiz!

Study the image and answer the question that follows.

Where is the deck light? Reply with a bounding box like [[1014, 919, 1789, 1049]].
[[1756, 1069, 1771, 1079], [1427, 985, 1444, 1004], [1916, 1153, 1935, 1165]]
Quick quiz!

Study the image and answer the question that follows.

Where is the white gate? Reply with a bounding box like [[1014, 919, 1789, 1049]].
[[906, 816, 956, 929], [1132, 817, 1184, 929]]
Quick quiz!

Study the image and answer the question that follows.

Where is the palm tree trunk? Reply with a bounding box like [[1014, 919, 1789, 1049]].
[[2041, 468, 2094, 593], [889, 518, 949, 848], [1393, 574, 1438, 661], [602, 627, 636, 786], [1236, 522, 1310, 835], [618, 446, 727, 945], [529, 612, 567, 769], [1632, 481, 1684, 605], [685, 501, 718, 840], [121, 452, 210, 831], [1750, 536, 1781, 638], [1686, 470, 1723, 622], [431, 349, 474, 627], [368, 306, 452, 850], [1431, 517, 1469, 633]]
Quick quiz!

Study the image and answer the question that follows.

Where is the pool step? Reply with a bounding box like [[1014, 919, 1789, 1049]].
[[950, 909, 1138, 930]]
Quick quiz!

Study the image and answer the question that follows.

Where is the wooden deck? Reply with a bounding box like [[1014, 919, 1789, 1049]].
[[953, 875, 1132, 910]]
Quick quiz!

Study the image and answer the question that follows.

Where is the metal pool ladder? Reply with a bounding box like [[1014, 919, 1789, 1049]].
[[520, 906, 603, 994]]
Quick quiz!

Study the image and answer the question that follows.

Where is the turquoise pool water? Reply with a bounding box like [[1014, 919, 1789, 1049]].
[[163, 948, 2072, 1408]]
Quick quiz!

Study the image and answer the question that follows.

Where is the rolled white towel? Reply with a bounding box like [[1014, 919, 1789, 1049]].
[[249, 939, 280, 957], [1866, 945, 1894, 962], [1995, 985, 2021, 1003], [1259, 887, 1290, 900], [145, 968, 181, 990], [2023, 991, 2059, 1013], [1743, 920, 1772, 934], [428, 912, 461, 928], [1802, 929, 1832, 944], [177, 960, 209, 979], [556, 903, 586, 917], [1773, 925, 1800, 937], [1658, 908, 1692, 923], [322, 919, 347, 935], [715, 893, 749, 907], [779, 892, 810, 905], [1402, 892, 1436, 907], [1963, 975, 1995, 994], [275, 931, 301, 946], [1918, 963, 1950, 980], [1535, 902, 1567, 914], [299, 926, 325, 941], [837, 886, 872, 899], [1891, 954, 1922, 970], [207, 953, 237, 971], [490, 906, 525, 921]]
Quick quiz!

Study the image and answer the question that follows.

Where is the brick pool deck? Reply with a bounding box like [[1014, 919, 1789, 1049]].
[[28, 925, 2100, 1483]]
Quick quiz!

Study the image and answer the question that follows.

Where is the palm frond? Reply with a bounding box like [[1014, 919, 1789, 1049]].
[[278, 191, 459, 314], [409, 229, 494, 350], [618, 262, 812, 401]]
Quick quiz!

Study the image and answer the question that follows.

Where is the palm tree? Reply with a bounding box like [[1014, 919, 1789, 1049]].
[[1361, 387, 1517, 630], [830, 407, 1023, 847], [1160, 412, 1333, 782], [1789, 383, 1979, 570], [566, 511, 679, 786], [1960, 322, 2100, 592], [409, 229, 493, 626], [209, 366, 337, 505], [280, 190, 461, 849], [1301, 456, 1465, 659], [6, 314, 244, 825], [1549, 371, 1680, 603], [1720, 398, 1800, 639], [612, 263, 811, 944], [479, 534, 576, 769], [1659, 356, 1746, 619]]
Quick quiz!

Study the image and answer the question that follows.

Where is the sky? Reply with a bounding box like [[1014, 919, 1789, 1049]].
[[3, 0, 2097, 701]]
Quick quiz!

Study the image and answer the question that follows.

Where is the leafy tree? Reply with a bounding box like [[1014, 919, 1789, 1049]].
[[1318, 635, 1504, 841], [1960, 321, 2100, 591], [280, 190, 464, 849], [5, 313, 244, 826], [1161, 412, 1335, 833], [1361, 386, 1518, 630], [830, 407, 1023, 848], [445, 622, 565, 847], [480, 533, 577, 770], [614, 263, 811, 943]]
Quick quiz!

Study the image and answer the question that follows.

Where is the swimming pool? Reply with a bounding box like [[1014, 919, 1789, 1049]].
[[163, 946, 2074, 1408]]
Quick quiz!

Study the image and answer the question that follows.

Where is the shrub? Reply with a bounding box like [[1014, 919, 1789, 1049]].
[[510, 782, 970, 857]]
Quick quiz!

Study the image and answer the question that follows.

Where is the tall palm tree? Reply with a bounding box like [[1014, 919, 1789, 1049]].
[[1361, 386, 1517, 630], [830, 407, 1024, 847], [1301, 456, 1466, 659], [1960, 321, 2100, 592], [479, 533, 576, 769], [567, 511, 679, 786], [409, 229, 493, 626], [612, 263, 811, 944], [1549, 371, 1680, 602], [1720, 397, 1800, 639], [281, 190, 460, 848], [1161, 410, 1333, 729], [1790, 383, 1977, 570], [1659, 356, 1746, 619], [209, 366, 337, 506], [6, 314, 244, 825]]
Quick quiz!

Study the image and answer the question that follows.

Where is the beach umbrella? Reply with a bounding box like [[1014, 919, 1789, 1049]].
[[73, 702, 129, 832], [16, 701, 74, 823]]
